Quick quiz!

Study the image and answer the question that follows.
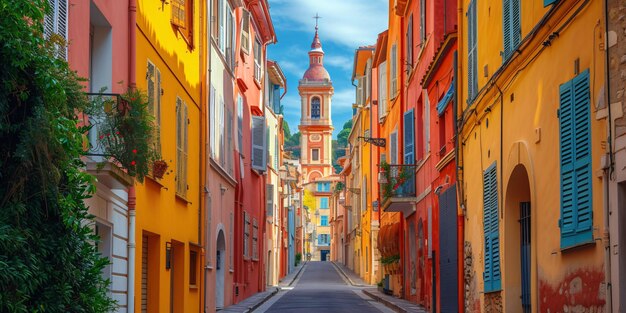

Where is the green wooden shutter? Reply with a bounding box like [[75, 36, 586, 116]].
[[559, 70, 592, 248], [483, 163, 501, 292]]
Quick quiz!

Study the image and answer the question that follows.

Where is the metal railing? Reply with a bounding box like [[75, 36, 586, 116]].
[[379, 164, 416, 200]]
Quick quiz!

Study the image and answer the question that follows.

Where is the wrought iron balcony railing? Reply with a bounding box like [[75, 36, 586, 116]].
[[378, 163, 417, 202]]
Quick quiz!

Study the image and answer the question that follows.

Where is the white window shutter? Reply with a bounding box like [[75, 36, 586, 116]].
[[209, 85, 216, 158], [251, 116, 266, 171], [176, 99, 184, 194]]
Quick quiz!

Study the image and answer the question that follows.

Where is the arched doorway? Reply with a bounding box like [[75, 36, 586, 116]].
[[504, 164, 531, 313], [215, 230, 226, 309]]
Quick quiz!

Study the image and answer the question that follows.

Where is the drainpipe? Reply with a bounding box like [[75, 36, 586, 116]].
[[127, 1, 137, 311], [127, 186, 137, 313], [129, 0, 137, 90], [602, 1, 613, 312], [204, 0, 213, 311]]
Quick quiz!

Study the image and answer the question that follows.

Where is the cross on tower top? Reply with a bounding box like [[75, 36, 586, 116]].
[[313, 13, 321, 30]]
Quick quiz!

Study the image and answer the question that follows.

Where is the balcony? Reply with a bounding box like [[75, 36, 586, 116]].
[[85, 93, 133, 189], [379, 164, 417, 215]]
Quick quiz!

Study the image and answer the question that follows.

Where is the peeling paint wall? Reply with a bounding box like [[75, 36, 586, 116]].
[[539, 269, 605, 313]]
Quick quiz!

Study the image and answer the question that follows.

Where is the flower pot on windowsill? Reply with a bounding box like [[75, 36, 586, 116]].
[[152, 160, 168, 179]]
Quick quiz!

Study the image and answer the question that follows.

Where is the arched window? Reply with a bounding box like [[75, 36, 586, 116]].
[[311, 97, 321, 119]]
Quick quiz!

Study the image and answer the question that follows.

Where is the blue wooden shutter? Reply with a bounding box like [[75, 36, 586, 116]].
[[404, 109, 415, 164], [544, 0, 557, 7], [483, 163, 501, 292], [503, 0, 521, 60], [559, 70, 592, 248], [503, 0, 512, 59]]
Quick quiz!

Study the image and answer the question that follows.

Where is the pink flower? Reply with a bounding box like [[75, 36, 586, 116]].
[[132, 149, 137, 154], [131, 161, 136, 166]]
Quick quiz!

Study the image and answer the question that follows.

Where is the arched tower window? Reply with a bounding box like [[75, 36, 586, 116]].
[[311, 97, 321, 119]]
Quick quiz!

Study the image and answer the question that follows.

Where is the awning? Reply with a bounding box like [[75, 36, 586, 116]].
[[377, 222, 400, 258], [436, 80, 455, 116]]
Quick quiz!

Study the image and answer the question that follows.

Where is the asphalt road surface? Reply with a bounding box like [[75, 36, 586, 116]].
[[253, 262, 394, 313]]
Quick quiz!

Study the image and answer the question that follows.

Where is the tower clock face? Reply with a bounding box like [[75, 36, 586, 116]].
[[310, 134, 322, 142]]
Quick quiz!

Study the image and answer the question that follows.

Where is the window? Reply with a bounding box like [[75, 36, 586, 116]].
[[94, 222, 112, 283], [365, 60, 372, 103], [317, 234, 330, 245], [317, 182, 330, 192], [311, 97, 321, 119], [356, 79, 363, 106], [171, 0, 193, 47], [390, 44, 398, 99], [467, 0, 478, 101], [420, 0, 426, 43], [404, 109, 415, 164], [240, 9, 250, 54], [147, 61, 162, 156], [252, 218, 259, 260], [483, 163, 501, 292], [254, 38, 262, 82], [237, 96, 243, 153], [213, 0, 234, 66], [424, 90, 430, 153], [227, 107, 233, 173], [320, 216, 328, 226], [439, 113, 447, 154], [503, 0, 521, 60], [558, 69, 593, 248], [244, 212, 250, 259], [266, 184, 274, 216], [251, 116, 267, 171], [320, 197, 329, 208], [312, 148, 320, 161], [189, 249, 198, 287], [176, 97, 188, 197], [378, 61, 388, 118], [407, 14, 414, 69], [390, 131, 398, 164], [44, 0, 68, 59]]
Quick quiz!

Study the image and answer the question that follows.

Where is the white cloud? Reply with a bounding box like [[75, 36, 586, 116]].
[[277, 60, 307, 77], [270, 0, 388, 48], [324, 55, 353, 71], [332, 88, 356, 109]]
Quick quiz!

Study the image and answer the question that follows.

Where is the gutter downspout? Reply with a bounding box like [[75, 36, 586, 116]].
[[127, 187, 137, 313], [602, 1, 613, 311], [204, 0, 213, 311], [127, 1, 137, 311], [455, 0, 464, 310]]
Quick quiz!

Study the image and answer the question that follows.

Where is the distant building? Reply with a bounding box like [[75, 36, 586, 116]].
[[298, 23, 335, 262]]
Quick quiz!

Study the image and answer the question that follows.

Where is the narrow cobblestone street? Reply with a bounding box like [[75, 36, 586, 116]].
[[254, 262, 393, 313]]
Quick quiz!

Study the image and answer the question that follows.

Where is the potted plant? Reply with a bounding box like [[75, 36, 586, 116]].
[[152, 159, 168, 179], [87, 88, 159, 182]]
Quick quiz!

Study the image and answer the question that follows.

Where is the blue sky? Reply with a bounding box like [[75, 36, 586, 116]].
[[267, 0, 388, 138]]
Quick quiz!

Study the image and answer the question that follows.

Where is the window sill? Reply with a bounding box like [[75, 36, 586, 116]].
[[560, 239, 596, 253], [253, 78, 262, 90], [189, 285, 199, 290], [175, 193, 192, 205], [146, 175, 168, 189]]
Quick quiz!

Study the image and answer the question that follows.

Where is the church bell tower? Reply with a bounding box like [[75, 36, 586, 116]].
[[298, 21, 334, 182]]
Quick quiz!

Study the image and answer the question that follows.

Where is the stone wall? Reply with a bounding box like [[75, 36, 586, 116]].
[[608, 0, 626, 137], [464, 241, 480, 313]]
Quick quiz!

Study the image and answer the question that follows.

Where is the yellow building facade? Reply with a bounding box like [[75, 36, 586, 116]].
[[134, 0, 203, 311], [352, 46, 378, 284], [458, 0, 608, 311]]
